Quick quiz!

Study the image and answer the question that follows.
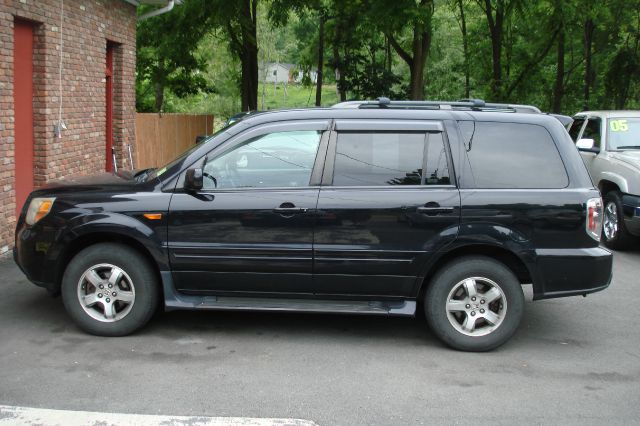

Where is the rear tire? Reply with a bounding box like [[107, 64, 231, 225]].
[[61, 243, 159, 336], [602, 191, 636, 250], [425, 256, 524, 352]]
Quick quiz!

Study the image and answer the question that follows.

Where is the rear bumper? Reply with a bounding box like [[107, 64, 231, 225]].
[[532, 247, 612, 300], [622, 194, 640, 237]]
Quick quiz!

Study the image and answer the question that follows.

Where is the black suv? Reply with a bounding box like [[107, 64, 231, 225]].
[[14, 99, 613, 351]]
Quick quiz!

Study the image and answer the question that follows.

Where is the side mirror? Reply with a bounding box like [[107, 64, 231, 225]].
[[185, 168, 203, 191], [576, 138, 597, 151]]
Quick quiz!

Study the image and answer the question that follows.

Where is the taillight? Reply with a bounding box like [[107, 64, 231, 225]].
[[586, 197, 603, 241]]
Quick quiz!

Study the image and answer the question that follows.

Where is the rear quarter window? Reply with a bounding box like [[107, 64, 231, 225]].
[[463, 121, 568, 189]]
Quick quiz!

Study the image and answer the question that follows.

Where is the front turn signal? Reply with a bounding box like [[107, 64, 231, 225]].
[[143, 213, 163, 220], [25, 197, 56, 226]]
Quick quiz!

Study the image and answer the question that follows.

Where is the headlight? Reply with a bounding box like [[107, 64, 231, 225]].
[[25, 197, 56, 225]]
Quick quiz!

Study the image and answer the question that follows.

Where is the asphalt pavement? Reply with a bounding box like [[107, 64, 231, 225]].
[[1, 248, 639, 425]]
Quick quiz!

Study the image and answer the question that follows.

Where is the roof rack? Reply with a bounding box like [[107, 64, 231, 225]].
[[332, 97, 541, 114]]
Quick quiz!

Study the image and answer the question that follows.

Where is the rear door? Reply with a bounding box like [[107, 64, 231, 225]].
[[456, 119, 580, 250], [168, 120, 329, 295], [313, 120, 460, 297]]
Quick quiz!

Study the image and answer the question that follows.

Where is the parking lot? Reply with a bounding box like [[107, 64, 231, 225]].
[[1, 248, 639, 425]]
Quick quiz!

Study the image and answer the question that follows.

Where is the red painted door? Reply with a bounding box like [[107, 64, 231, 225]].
[[105, 43, 114, 171], [13, 20, 35, 216]]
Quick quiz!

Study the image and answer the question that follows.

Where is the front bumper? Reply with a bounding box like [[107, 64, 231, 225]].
[[14, 221, 64, 293], [621, 194, 640, 237], [532, 247, 613, 300]]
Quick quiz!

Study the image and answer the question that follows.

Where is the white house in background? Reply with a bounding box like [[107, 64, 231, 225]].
[[261, 62, 318, 84]]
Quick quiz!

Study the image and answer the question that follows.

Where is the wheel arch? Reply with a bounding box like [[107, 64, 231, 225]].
[[55, 232, 164, 298], [598, 179, 620, 196], [417, 244, 533, 301]]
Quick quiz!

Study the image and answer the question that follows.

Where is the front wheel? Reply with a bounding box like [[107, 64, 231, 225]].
[[425, 256, 524, 352], [61, 243, 159, 336]]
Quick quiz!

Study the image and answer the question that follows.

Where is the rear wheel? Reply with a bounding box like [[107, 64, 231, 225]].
[[602, 191, 635, 250], [425, 256, 524, 351], [61, 243, 159, 336]]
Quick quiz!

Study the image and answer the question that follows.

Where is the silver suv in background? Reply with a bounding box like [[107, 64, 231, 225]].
[[569, 111, 640, 249]]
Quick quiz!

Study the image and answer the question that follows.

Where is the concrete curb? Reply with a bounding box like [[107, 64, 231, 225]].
[[0, 405, 318, 426]]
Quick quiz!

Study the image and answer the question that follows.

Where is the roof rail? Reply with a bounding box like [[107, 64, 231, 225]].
[[332, 97, 541, 114]]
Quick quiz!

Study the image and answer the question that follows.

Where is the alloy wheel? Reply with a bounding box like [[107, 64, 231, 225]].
[[603, 201, 619, 240], [446, 277, 507, 337], [76, 263, 136, 322]]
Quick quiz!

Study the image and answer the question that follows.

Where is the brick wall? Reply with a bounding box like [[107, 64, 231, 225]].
[[0, 0, 137, 254]]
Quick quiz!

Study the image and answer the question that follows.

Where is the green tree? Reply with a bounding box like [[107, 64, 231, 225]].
[[604, 4, 640, 109], [136, 0, 216, 112], [369, 0, 435, 100], [474, 0, 519, 100], [210, 0, 260, 111]]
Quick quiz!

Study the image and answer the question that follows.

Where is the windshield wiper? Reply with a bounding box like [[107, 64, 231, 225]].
[[616, 146, 640, 150]]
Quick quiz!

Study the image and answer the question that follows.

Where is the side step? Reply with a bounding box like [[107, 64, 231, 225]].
[[161, 273, 416, 316]]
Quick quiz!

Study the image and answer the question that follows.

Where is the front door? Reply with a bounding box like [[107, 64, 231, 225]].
[[168, 120, 329, 295], [313, 120, 461, 297], [577, 117, 602, 169]]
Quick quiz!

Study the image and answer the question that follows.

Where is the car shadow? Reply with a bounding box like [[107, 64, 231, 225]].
[[146, 308, 440, 348], [2, 284, 445, 349], [2, 271, 590, 353]]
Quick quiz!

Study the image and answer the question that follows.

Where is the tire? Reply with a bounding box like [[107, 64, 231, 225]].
[[602, 191, 636, 250], [424, 256, 524, 352], [61, 243, 159, 336]]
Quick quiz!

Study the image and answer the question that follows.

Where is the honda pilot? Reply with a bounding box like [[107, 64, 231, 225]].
[[14, 99, 613, 351]]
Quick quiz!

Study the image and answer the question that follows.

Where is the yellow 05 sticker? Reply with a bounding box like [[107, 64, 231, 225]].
[[610, 119, 629, 132]]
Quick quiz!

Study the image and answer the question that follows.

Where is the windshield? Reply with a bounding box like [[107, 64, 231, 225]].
[[607, 118, 640, 150]]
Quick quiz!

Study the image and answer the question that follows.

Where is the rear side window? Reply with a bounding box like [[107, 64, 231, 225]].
[[423, 133, 451, 185], [463, 122, 568, 189], [332, 132, 450, 186]]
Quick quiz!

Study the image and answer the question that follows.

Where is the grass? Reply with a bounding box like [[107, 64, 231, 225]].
[[257, 83, 339, 111], [169, 84, 340, 131]]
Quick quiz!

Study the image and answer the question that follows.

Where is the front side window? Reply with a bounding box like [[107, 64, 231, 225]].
[[202, 130, 321, 189], [568, 118, 585, 142], [332, 132, 450, 186], [582, 118, 602, 149], [464, 122, 568, 189], [607, 118, 640, 151]]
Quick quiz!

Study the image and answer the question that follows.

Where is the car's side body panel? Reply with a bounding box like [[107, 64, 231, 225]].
[[167, 188, 319, 294], [454, 189, 608, 299], [14, 184, 171, 291], [313, 186, 461, 297]]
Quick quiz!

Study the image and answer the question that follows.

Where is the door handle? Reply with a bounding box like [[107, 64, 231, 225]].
[[274, 207, 308, 214], [417, 206, 454, 215], [274, 203, 308, 215]]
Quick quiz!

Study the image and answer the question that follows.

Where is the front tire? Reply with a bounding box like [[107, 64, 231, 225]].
[[425, 256, 524, 352], [61, 243, 159, 336], [602, 191, 635, 250]]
